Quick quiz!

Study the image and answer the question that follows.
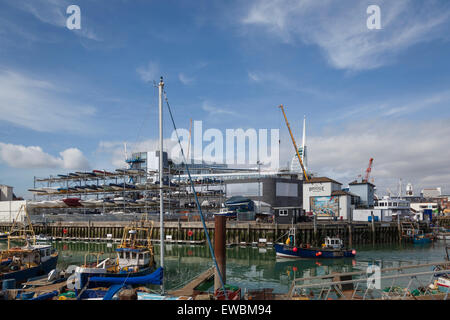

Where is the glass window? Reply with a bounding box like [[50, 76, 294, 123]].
[[276, 183, 298, 197], [279, 210, 288, 216], [226, 182, 263, 197]]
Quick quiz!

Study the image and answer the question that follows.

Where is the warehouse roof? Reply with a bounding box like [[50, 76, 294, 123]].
[[349, 180, 376, 187], [304, 177, 342, 185], [331, 190, 358, 197]]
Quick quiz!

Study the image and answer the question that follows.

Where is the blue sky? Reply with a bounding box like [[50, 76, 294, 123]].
[[0, 0, 450, 198]]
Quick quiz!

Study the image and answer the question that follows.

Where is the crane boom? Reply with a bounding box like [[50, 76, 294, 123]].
[[364, 158, 374, 182], [278, 105, 309, 182]]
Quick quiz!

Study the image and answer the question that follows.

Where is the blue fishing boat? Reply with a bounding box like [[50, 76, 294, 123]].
[[0, 232, 9, 240], [73, 223, 157, 298], [0, 244, 58, 285], [275, 228, 356, 259], [412, 234, 432, 244], [1, 206, 58, 286]]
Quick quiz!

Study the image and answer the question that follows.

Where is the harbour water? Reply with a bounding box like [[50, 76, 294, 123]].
[[2, 240, 447, 294]]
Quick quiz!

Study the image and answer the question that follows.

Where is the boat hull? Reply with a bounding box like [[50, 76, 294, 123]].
[[76, 266, 155, 293], [436, 277, 449, 293], [0, 254, 58, 286], [275, 244, 355, 259]]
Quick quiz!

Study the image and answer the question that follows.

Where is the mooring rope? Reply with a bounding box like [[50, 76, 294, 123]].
[[163, 90, 229, 300]]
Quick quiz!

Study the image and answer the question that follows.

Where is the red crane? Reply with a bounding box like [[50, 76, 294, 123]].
[[363, 158, 374, 183]]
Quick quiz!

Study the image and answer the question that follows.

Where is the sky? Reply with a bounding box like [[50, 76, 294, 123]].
[[0, 0, 449, 199]]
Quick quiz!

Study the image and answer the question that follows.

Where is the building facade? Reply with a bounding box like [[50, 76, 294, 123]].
[[303, 177, 356, 220]]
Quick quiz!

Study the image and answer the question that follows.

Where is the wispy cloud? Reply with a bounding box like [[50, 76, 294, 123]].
[[178, 72, 195, 85], [0, 69, 97, 133], [202, 101, 237, 116], [241, 0, 450, 71], [137, 62, 160, 83], [0, 142, 90, 170], [330, 90, 450, 122]]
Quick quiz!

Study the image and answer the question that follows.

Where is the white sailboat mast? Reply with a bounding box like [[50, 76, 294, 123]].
[[302, 115, 307, 171], [158, 77, 165, 295]]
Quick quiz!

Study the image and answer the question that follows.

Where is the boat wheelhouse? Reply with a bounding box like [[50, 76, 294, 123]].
[[275, 227, 356, 259], [74, 222, 156, 293]]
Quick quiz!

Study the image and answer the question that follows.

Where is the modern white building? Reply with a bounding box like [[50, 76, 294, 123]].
[[348, 181, 376, 207], [421, 188, 442, 198], [290, 116, 308, 176], [303, 177, 357, 220], [0, 200, 28, 223], [0, 185, 13, 201], [410, 202, 438, 213], [353, 197, 411, 222]]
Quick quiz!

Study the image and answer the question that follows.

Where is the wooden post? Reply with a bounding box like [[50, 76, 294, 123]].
[[348, 222, 353, 248], [313, 214, 317, 246]]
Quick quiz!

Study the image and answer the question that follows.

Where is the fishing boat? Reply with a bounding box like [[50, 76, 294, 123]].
[[434, 227, 450, 240], [73, 222, 158, 299], [0, 232, 10, 240], [437, 233, 450, 240], [0, 206, 58, 287], [404, 229, 433, 244], [275, 227, 356, 259]]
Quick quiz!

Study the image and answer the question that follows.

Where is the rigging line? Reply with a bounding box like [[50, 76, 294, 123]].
[[163, 90, 229, 300]]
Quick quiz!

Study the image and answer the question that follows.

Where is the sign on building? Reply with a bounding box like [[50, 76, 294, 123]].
[[310, 196, 339, 218]]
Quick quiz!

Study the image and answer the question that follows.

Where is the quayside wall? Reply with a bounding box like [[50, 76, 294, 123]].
[[0, 219, 436, 246]]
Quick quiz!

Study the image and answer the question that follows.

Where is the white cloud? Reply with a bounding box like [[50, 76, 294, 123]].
[[0, 69, 97, 133], [137, 62, 160, 83], [280, 119, 450, 195], [247, 72, 261, 82], [178, 73, 194, 85], [241, 0, 450, 71], [0, 143, 90, 170], [202, 101, 237, 116], [330, 90, 450, 122]]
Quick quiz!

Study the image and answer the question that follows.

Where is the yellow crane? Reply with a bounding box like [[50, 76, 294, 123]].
[[278, 105, 309, 182]]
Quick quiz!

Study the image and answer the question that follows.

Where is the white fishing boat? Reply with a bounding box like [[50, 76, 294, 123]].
[[437, 233, 450, 240]]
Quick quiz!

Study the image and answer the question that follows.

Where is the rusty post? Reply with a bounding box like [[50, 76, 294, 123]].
[[214, 215, 226, 291]]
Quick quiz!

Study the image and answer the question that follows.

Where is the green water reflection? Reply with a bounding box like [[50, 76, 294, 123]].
[[1, 240, 447, 293]]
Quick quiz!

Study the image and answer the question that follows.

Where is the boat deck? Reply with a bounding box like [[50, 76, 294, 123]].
[[168, 267, 214, 297]]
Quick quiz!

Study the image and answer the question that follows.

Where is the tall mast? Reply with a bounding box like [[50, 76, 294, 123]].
[[158, 76, 165, 295], [302, 115, 307, 171]]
